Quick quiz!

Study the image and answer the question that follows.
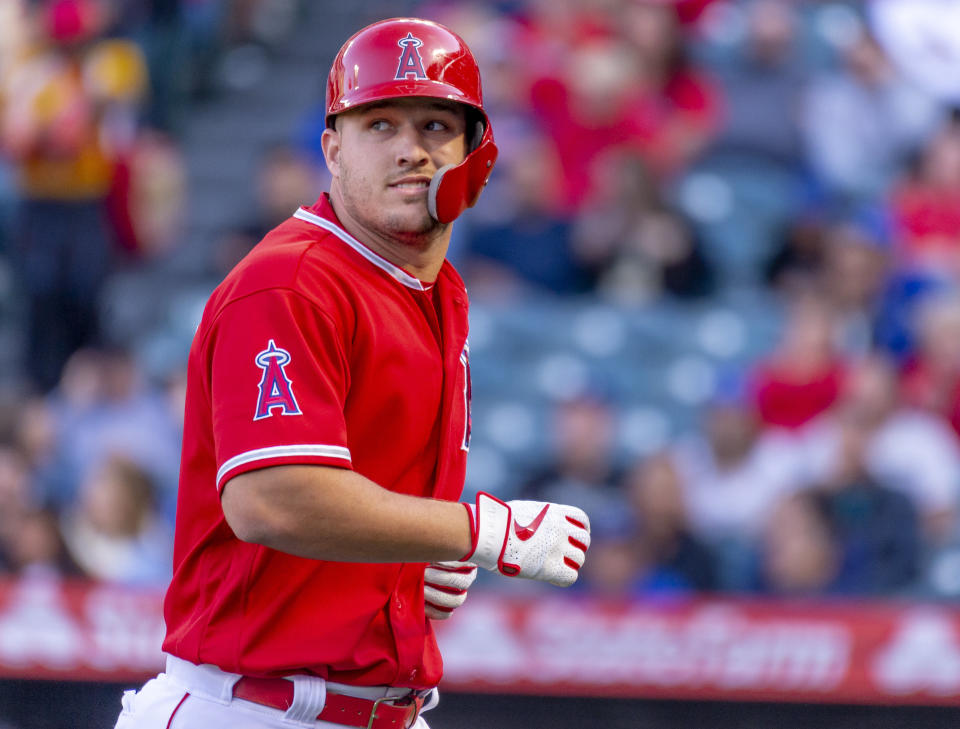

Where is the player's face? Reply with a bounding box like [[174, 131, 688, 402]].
[[323, 98, 468, 246]]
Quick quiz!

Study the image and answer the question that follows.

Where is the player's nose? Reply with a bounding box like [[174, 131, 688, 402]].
[[393, 123, 430, 168]]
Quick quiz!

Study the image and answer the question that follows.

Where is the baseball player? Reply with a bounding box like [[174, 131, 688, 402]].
[[113, 17, 591, 729]]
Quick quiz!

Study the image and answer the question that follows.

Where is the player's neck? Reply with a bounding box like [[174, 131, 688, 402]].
[[329, 193, 450, 284], [365, 233, 448, 284]]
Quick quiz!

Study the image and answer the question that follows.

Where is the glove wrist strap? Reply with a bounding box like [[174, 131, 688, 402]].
[[462, 492, 510, 571]]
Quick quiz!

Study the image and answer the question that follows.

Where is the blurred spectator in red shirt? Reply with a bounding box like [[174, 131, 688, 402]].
[[527, 0, 720, 209], [528, 37, 650, 210], [750, 292, 846, 429], [108, 127, 186, 260], [617, 0, 721, 176], [890, 113, 960, 277]]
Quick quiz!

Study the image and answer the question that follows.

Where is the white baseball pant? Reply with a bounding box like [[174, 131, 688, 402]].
[[113, 655, 437, 729]]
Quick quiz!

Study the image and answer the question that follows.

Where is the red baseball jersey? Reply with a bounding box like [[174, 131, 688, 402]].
[[162, 195, 471, 689]]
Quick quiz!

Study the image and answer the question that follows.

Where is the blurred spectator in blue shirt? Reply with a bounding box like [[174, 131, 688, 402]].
[[819, 215, 893, 354], [754, 490, 842, 596], [809, 409, 922, 595], [802, 354, 960, 544], [581, 452, 717, 596], [710, 0, 807, 170], [13, 396, 72, 508], [767, 209, 893, 354], [460, 130, 589, 298], [626, 452, 718, 593], [520, 391, 627, 536], [48, 347, 181, 521], [801, 25, 942, 206]]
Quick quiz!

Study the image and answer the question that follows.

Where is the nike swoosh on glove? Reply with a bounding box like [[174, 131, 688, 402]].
[[461, 492, 591, 587], [423, 561, 478, 620]]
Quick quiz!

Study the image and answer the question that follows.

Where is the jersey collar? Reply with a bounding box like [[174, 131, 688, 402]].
[[293, 206, 428, 291]]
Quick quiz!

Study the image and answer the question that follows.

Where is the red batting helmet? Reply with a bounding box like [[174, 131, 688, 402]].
[[326, 17, 498, 224]]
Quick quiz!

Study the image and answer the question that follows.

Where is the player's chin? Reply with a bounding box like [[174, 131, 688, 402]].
[[385, 206, 443, 238]]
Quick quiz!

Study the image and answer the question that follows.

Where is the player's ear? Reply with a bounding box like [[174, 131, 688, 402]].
[[320, 126, 342, 178]]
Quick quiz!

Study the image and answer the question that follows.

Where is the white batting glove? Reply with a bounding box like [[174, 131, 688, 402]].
[[461, 492, 591, 587], [423, 561, 478, 620]]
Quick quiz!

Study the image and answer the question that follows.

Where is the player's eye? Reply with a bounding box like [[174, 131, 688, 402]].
[[369, 119, 392, 132], [424, 120, 449, 132]]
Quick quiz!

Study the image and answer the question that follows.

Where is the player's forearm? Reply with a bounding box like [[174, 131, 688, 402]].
[[222, 464, 472, 562]]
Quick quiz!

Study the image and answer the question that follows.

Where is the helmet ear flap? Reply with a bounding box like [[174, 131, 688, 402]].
[[427, 164, 453, 222], [427, 125, 498, 223]]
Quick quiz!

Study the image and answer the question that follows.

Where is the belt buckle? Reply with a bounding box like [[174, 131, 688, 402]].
[[365, 694, 423, 729], [365, 696, 388, 729]]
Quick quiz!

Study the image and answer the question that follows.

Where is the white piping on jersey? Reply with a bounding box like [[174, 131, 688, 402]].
[[293, 208, 426, 291], [216, 444, 352, 489]]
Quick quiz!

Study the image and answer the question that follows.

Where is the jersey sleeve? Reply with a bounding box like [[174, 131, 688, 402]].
[[207, 288, 353, 491]]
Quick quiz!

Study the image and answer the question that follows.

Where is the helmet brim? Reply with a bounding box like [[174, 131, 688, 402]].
[[326, 79, 485, 126]]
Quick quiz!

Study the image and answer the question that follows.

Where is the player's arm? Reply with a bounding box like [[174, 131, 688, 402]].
[[223, 464, 472, 563], [222, 465, 590, 586]]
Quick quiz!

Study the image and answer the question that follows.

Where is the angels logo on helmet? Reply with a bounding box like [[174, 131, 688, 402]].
[[395, 32, 427, 80]]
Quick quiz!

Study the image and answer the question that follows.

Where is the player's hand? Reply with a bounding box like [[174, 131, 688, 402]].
[[461, 492, 590, 587], [423, 561, 477, 620]]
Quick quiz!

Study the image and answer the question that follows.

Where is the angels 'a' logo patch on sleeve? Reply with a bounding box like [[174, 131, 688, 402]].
[[254, 339, 302, 420]]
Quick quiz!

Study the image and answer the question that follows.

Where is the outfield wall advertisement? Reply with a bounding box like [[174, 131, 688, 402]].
[[0, 577, 957, 706]]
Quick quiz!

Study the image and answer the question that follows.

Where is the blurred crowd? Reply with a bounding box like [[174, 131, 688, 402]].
[[2, 0, 960, 605], [0, 0, 302, 585], [431, 0, 960, 602]]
